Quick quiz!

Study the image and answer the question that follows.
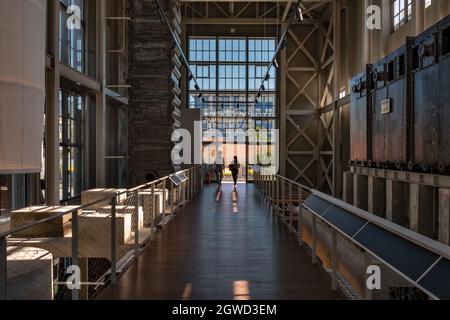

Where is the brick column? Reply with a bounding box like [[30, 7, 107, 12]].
[[129, 0, 181, 185]]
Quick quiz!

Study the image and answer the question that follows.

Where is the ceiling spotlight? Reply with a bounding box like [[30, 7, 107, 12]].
[[261, 84, 266, 92], [198, 93, 203, 98], [188, 74, 193, 81], [274, 59, 279, 69], [295, 1, 304, 22], [257, 92, 262, 98], [264, 74, 270, 82], [202, 97, 206, 104], [255, 98, 259, 104], [281, 38, 287, 49], [194, 84, 200, 91]]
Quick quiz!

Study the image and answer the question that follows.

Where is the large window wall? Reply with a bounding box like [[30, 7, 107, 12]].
[[59, 91, 84, 201], [59, 0, 85, 72], [189, 37, 277, 181]]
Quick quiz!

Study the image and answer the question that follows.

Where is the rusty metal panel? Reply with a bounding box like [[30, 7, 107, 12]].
[[438, 57, 450, 168], [370, 48, 408, 167], [350, 72, 367, 163], [438, 17, 450, 171], [414, 65, 439, 167], [371, 58, 387, 166], [385, 47, 407, 166], [385, 78, 406, 164], [413, 25, 440, 170], [349, 14, 450, 173]]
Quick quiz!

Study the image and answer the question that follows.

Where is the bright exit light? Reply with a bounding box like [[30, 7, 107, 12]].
[[233, 281, 250, 300]]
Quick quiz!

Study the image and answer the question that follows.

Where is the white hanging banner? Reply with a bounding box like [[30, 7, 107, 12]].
[[0, 0, 46, 174]]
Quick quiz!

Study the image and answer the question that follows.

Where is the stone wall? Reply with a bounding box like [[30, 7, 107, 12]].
[[129, 0, 182, 185]]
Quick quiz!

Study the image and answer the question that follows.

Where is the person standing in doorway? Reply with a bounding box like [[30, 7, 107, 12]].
[[229, 156, 241, 189], [214, 151, 224, 189]]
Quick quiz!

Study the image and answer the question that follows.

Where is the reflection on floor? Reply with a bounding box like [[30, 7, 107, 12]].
[[99, 184, 338, 300]]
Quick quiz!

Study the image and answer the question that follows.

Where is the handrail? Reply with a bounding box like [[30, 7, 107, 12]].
[[312, 190, 450, 261], [275, 174, 312, 192], [0, 164, 204, 300], [254, 171, 450, 300], [0, 165, 202, 239]]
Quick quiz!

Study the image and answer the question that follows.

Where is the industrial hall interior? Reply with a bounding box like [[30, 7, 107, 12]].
[[1, 0, 450, 301]]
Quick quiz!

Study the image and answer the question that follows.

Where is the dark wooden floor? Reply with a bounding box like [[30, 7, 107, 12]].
[[99, 184, 339, 300]]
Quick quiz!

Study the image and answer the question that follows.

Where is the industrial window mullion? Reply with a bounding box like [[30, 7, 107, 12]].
[[215, 36, 219, 140], [246, 37, 250, 182]]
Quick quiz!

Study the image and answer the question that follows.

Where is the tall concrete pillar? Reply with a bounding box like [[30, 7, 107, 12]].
[[439, 0, 450, 20], [343, 172, 353, 204], [410, 184, 436, 238], [439, 189, 450, 245], [96, 0, 107, 188], [386, 180, 408, 226], [353, 174, 368, 211], [368, 176, 386, 218], [413, 0, 426, 35], [45, 0, 61, 205]]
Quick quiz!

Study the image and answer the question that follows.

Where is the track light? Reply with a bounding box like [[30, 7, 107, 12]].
[[201, 97, 206, 104], [295, 1, 304, 22], [155, 0, 211, 109], [252, 0, 298, 109], [274, 59, 279, 69], [255, 98, 259, 104]]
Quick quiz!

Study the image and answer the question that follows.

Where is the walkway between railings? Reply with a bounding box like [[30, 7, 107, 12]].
[[99, 183, 339, 300]]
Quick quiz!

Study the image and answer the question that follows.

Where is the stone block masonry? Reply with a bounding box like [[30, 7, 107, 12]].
[[129, 0, 182, 185]]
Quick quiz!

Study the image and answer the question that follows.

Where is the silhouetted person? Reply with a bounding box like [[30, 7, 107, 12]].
[[229, 156, 241, 189], [214, 151, 224, 188]]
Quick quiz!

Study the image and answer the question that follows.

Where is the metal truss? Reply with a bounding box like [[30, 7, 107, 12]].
[[182, 1, 283, 22], [181, 1, 339, 195], [282, 0, 336, 194]]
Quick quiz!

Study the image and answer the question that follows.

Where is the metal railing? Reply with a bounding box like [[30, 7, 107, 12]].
[[254, 171, 312, 247], [0, 165, 203, 300], [254, 171, 450, 300]]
